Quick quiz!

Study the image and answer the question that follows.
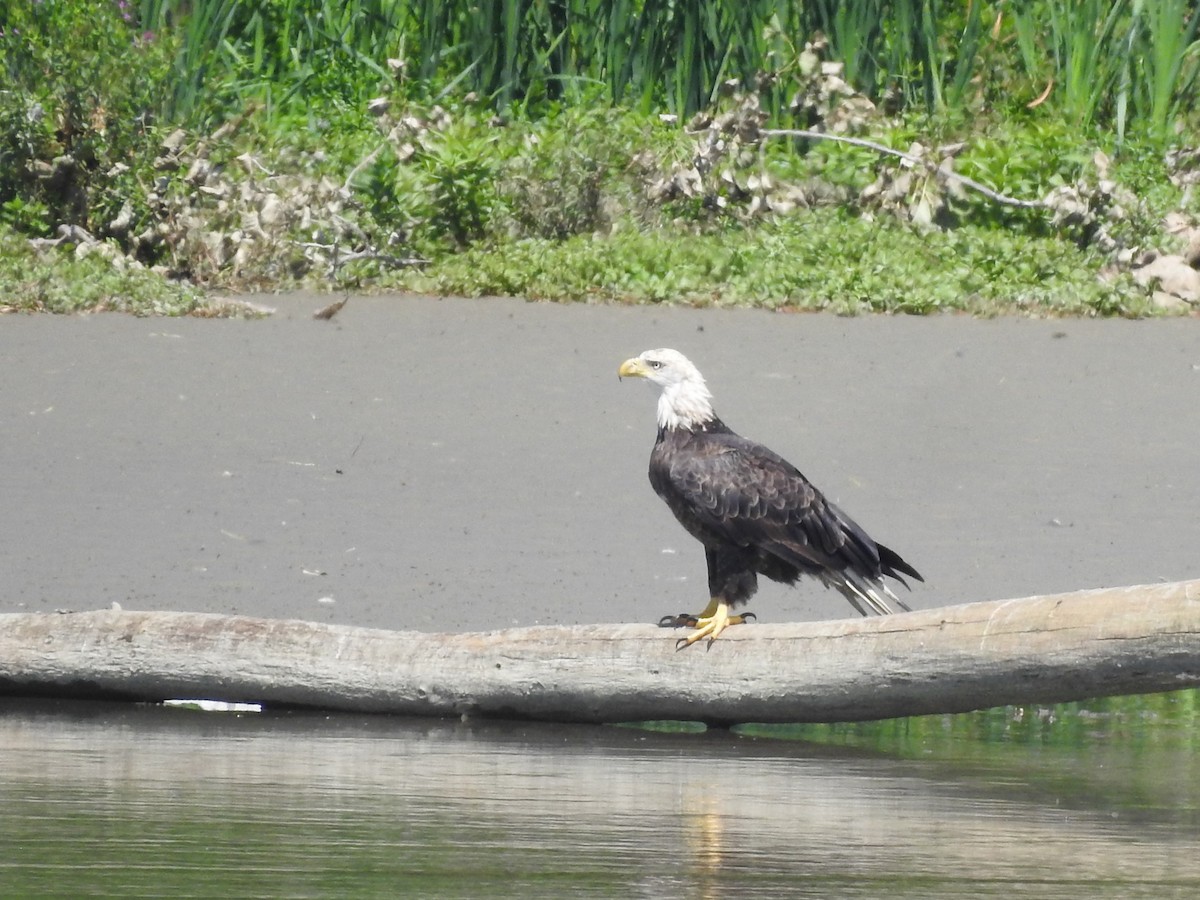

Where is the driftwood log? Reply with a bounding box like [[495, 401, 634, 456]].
[[2, 580, 1198, 725]]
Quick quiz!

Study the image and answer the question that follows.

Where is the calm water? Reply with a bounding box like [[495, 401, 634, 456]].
[[2, 698, 1198, 898]]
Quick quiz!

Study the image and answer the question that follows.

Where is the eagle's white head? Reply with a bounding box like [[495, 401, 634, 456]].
[[618, 348, 715, 431]]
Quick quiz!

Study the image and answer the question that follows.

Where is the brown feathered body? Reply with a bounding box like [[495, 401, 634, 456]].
[[648, 414, 921, 615], [619, 345, 922, 619]]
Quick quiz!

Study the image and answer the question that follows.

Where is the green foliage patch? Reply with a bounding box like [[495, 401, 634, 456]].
[[0, 0, 177, 237], [0, 226, 210, 315], [1, 1, 1197, 316], [400, 211, 1149, 316]]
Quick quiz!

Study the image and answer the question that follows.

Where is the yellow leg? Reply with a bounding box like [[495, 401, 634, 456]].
[[675, 600, 752, 650]]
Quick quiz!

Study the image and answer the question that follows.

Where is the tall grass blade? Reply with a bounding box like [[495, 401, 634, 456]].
[[127, 0, 1200, 142]]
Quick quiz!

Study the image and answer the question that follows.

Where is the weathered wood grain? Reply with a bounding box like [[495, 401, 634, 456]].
[[2, 580, 1198, 725]]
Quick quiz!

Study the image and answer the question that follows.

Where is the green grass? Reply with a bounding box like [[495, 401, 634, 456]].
[[0, 226, 225, 316], [392, 211, 1152, 316], [121, 0, 1200, 136], [2, 2, 1197, 317]]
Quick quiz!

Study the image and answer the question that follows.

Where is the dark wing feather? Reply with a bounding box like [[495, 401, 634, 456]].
[[660, 430, 873, 577]]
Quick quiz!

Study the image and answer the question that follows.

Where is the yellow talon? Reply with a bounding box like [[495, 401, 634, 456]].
[[674, 600, 750, 650]]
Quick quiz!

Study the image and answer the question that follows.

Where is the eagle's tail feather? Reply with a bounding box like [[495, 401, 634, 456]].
[[822, 570, 912, 616]]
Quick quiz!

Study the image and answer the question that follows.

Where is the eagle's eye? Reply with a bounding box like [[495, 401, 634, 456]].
[[648, 360, 663, 369]]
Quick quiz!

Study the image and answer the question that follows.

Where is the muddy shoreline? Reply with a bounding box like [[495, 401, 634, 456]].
[[3, 295, 1196, 632]]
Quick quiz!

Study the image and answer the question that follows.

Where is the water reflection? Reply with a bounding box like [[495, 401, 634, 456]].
[[1, 699, 1198, 898]]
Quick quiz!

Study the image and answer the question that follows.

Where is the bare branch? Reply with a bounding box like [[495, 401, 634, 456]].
[[762, 128, 1045, 210]]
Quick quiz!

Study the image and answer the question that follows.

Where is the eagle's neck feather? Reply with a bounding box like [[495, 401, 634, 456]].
[[657, 378, 715, 431]]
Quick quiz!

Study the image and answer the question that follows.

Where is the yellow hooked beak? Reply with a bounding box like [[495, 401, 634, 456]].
[[618, 357, 648, 379]]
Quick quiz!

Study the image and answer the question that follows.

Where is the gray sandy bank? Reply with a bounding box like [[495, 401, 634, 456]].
[[2, 295, 1197, 633]]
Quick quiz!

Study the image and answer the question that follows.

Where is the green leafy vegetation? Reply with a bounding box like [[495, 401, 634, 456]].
[[1, 1, 1198, 315], [0, 227, 212, 315], [0, 0, 177, 236], [403, 214, 1150, 316], [739, 688, 1200, 754]]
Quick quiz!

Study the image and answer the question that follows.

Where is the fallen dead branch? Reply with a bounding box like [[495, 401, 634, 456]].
[[1, 580, 1197, 726]]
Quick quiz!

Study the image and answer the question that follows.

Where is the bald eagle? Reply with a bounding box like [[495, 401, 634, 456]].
[[619, 348, 921, 648]]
